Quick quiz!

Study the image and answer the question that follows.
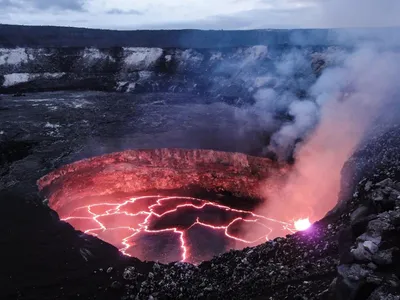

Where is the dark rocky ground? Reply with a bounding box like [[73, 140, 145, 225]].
[[0, 44, 321, 103], [1, 91, 400, 300], [0, 91, 273, 299]]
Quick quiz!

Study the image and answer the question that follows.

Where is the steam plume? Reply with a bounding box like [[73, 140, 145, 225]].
[[239, 36, 400, 241]]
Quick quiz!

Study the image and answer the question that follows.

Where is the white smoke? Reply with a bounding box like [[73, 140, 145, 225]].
[[267, 99, 318, 160], [227, 30, 400, 246], [252, 42, 400, 230]]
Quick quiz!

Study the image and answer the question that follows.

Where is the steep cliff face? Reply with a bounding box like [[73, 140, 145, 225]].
[[38, 148, 289, 213], [0, 45, 335, 102]]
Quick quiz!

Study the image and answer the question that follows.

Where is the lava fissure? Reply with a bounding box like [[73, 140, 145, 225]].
[[62, 195, 304, 263], [40, 149, 307, 264]]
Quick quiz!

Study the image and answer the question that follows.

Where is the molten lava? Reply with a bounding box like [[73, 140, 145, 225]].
[[62, 195, 298, 264], [38, 149, 308, 264], [294, 218, 312, 231]]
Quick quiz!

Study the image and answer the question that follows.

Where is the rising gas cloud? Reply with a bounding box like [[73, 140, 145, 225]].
[[236, 32, 400, 240]]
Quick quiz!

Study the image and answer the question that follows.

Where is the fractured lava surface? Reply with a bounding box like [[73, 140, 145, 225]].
[[38, 149, 308, 264], [62, 195, 298, 264]]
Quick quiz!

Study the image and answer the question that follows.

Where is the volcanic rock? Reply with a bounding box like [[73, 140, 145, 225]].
[[351, 206, 370, 224], [372, 248, 397, 266], [38, 148, 288, 212], [1, 54, 399, 299], [123, 267, 138, 281], [333, 171, 400, 300], [3, 122, 399, 300], [351, 242, 375, 261], [367, 286, 400, 300]]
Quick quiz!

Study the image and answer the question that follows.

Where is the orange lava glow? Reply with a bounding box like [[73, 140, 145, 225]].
[[39, 149, 311, 264], [61, 195, 305, 263], [294, 218, 312, 231]]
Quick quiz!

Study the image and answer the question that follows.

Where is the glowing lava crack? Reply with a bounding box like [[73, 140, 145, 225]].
[[38, 149, 308, 264], [62, 195, 302, 264]]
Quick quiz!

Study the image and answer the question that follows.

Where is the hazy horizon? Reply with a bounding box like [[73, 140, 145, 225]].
[[0, 0, 399, 30]]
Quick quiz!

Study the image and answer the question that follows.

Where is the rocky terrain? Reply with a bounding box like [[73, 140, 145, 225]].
[[1, 25, 400, 300], [1, 25, 396, 101], [1, 90, 399, 299], [38, 148, 289, 211], [0, 45, 331, 103], [0, 26, 351, 118], [97, 126, 400, 300]]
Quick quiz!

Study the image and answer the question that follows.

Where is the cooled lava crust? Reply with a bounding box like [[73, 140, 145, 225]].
[[38, 148, 290, 263], [38, 148, 290, 211]]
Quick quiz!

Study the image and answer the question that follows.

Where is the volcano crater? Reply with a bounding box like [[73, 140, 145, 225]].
[[38, 148, 294, 264]]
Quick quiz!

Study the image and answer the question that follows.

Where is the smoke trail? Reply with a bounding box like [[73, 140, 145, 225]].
[[222, 34, 399, 246], [255, 44, 400, 230]]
